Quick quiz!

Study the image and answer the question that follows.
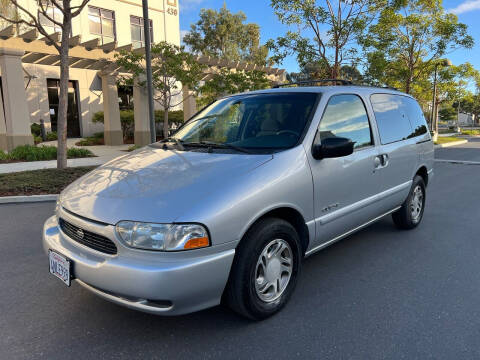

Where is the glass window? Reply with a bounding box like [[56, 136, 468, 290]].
[[130, 16, 153, 49], [88, 6, 116, 44], [318, 94, 372, 149], [38, 2, 63, 33], [172, 93, 318, 153], [370, 94, 416, 144], [403, 97, 429, 137]]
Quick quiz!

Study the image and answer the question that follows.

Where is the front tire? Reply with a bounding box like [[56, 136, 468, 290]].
[[392, 175, 426, 229], [225, 218, 302, 320]]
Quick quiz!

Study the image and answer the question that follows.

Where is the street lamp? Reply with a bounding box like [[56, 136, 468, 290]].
[[430, 58, 452, 141], [142, 0, 156, 143]]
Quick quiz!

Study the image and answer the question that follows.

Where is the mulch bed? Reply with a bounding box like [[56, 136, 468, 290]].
[[0, 166, 97, 196]]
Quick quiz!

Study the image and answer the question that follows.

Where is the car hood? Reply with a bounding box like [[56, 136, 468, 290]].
[[60, 146, 273, 224]]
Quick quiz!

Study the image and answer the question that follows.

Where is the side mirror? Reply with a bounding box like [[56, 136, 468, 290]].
[[312, 137, 354, 160]]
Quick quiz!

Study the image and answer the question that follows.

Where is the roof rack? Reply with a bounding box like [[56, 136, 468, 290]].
[[272, 79, 353, 88]]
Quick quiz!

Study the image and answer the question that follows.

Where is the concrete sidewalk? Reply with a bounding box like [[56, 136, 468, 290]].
[[0, 139, 131, 174]]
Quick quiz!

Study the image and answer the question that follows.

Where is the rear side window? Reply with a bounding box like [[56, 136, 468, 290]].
[[318, 94, 372, 149], [370, 94, 414, 144], [402, 97, 429, 137]]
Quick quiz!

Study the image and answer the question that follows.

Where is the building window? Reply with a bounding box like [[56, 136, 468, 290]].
[[130, 16, 153, 49], [38, 2, 63, 33], [88, 6, 115, 44]]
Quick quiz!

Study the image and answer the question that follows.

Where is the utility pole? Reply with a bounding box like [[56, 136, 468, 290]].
[[430, 59, 452, 141], [142, 0, 156, 143]]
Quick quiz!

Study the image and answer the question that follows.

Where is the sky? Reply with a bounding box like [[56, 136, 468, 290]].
[[179, 0, 480, 75]]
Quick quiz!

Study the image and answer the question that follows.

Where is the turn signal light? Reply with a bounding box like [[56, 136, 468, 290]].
[[184, 237, 210, 249]]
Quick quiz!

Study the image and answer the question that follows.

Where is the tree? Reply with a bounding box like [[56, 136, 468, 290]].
[[459, 93, 480, 125], [267, 0, 380, 78], [0, 0, 90, 169], [362, 0, 474, 94], [183, 4, 268, 65], [439, 106, 456, 122], [287, 62, 363, 83], [0, 0, 19, 30], [116, 42, 206, 138], [197, 69, 270, 107]]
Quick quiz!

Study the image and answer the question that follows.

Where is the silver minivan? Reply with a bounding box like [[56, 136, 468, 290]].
[[43, 84, 434, 320]]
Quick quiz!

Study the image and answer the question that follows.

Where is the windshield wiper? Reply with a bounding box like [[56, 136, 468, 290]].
[[183, 141, 252, 154]]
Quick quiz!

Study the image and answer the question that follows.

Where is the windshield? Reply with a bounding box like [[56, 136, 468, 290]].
[[172, 93, 318, 153]]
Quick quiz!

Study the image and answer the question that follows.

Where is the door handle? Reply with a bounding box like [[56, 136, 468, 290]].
[[374, 154, 389, 171], [380, 154, 389, 167]]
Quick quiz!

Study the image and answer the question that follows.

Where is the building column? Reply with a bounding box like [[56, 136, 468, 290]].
[[0, 48, 33, 151], [182, 85, 197, 122], [133, 77, 151, 146], [99, 71, 123, 145]]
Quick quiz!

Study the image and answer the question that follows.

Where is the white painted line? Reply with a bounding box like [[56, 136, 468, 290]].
[[435, 159, 480, 165], [434, 140, 468, 148], [0, 194, 58, 204]]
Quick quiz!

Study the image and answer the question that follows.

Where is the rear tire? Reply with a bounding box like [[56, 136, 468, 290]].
[[225, 217, 302, 320], [392, 175, 426, 230]]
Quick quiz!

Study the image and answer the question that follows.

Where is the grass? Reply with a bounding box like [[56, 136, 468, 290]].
[[434, 136, 463, 145], [0, 145, 95, 163], [461, 129, 480, 136], [0, 166, 97, 196]]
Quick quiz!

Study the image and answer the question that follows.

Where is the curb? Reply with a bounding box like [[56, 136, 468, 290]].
[[0, 194, 58, 204], [434, 139, 468, 148]]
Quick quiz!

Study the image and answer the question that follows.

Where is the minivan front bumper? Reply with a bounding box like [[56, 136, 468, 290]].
[[42, 214, 236, 315]]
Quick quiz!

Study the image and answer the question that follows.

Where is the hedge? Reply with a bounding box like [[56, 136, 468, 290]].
[[92, 110, 184, 139]]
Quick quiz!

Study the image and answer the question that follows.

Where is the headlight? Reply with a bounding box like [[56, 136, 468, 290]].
[[116, 221, 210, 251]]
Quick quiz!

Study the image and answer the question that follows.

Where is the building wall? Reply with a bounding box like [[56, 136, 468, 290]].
[[458, 112, 475, 126], [15, 0, 180, 137]]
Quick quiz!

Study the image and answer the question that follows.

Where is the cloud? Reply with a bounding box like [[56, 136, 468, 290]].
[[448, 0, 480, 14]]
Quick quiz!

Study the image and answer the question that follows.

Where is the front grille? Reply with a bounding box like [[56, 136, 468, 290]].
[[59, 218, 117, 255]]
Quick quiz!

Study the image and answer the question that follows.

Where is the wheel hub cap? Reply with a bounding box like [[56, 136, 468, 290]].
[[254, 239, 293, 303], [410, 185, 424, 223]]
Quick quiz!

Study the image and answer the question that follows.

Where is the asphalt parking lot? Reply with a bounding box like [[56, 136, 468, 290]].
[[1, 139, 480, 359]]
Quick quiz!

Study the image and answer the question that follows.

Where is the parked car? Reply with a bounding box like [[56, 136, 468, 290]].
[[43, 83, 434, 320]]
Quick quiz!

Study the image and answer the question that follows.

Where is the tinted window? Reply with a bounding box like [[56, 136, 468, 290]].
[[318, 94, 372, 149], [403, 97, 428, 137], [371, 94, 416, 144], [173, 93, 318, 152]]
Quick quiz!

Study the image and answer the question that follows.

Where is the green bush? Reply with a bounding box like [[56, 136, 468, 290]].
[[33, 136, 43, 144], [127, 144, 141, 152], [92, 110, 184, 140], [92, 132, 104, 139], [31, 123, 42, 137], [92, 110, 134, 140], [67, 147, 95, 158], [0, 145, 94, 162], [155, 110, 184, 124], [8, 145, 57, 161], [46, 132, 58, 141]]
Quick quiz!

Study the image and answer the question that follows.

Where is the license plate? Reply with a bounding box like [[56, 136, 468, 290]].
[[49, 250, 72, 287]]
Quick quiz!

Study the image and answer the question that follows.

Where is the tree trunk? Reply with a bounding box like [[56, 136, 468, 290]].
[[163, 99, 169, 139], [57, 11, 71, 169], [405, 76, 411, 94]]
